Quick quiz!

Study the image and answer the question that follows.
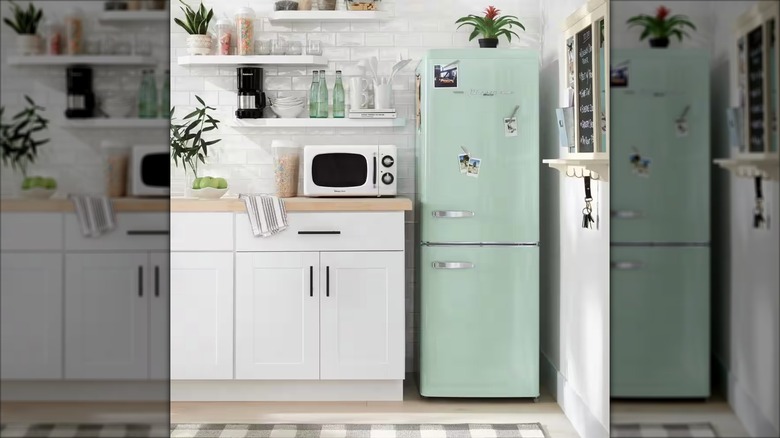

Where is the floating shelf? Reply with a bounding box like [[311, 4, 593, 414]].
[[268, 10, 386, 23], [60, 118, 169, 129], [714, 156, 779, 181], [8, 55, 157, 66], [230, 117, 406, 128], [98, 10, 169, 24], [178, 55, 327, 67], [543, 158, 610, 182]]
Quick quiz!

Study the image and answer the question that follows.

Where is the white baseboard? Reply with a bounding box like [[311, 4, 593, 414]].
[[542, 354, 609, 438], [171, 380, 404, 401], [0, 381, 168, 401], [728, 371, 780, 438]]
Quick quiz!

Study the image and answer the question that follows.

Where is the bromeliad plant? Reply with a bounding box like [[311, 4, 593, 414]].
[[1, 96, 49, 178], [3, 1, 44, 34], [173, 0, 214, 35], [627, 6, 696, 47], [170, 96, 228, 191], [456, 6, 525, 48]]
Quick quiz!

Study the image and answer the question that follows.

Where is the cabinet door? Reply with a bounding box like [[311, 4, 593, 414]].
[[170, 252, 233, 380], [65, 253, 149, 379], [320, 252, 404, 380], [149, 252, 169, 380], [0, 253, 63, 379], [235, 252, 319, 380]]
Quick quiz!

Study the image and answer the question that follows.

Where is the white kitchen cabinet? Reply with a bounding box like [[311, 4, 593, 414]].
[[65, 253, 149, 379], [0, 253, 63, 379], [319, 252, 405, 380], [235, 252, 320, 380], [170, 252, 234, 380], [149, 252, 169, 380]]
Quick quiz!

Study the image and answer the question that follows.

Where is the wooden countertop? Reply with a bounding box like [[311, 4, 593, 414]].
[[171, 197, 413, 212], [1, 198, 169, 213]]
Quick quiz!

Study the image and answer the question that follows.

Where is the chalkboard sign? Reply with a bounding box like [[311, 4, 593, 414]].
[[577, 26, 594, 153], [747, 24, 764, 152]]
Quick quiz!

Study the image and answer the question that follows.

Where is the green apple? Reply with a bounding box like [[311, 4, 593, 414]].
[[21, 177, 32, 190], [30, 177, 45, 188], [44, 178, 57, 189], [216, 178, 228, 189], [208, 178, 222, 189], [192, 177, 202, 190], [198, 176, 213, 189]]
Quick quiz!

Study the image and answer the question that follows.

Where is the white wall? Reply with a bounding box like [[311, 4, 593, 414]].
[[539, 1, 610, 437], [170, 0, 541, 373], [0, 1, 169, 196]]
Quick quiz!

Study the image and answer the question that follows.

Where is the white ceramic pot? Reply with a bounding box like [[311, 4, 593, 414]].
[[16, 34, 41, 55], [186, 34, 212, 56]]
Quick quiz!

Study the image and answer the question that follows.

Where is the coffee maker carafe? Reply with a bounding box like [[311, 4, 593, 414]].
[[236, 67, 266, 119], [65, 66, 95, 118]]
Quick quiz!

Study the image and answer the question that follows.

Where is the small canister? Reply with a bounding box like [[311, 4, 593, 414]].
[[216, 18, 233, 56], [64, 7, 83, 55], [235, 6, 255, 56], [41, 19, 62, 55], [100, 140, 130, 197], [272, 140, 300, 198]]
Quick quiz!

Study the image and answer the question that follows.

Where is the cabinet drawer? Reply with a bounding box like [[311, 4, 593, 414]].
[[0, 213, 63, 251], [65, 213, 169, 251], [236, 212, 404, 252], [171, 213, 234, 251]]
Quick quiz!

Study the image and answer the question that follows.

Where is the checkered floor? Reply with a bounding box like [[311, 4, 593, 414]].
[[0, 423, 169, 438], [169, 424, 548, 438], [611, 423, 717, 438]]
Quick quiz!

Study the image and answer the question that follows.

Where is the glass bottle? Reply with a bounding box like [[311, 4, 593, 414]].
[[333, 70, 345, 118], [309, 70, 320, 118], [138, 70, 149, 118], [147, 69, 158, 118], [161, 70, 170, 118], [317, 69, 328, 118]]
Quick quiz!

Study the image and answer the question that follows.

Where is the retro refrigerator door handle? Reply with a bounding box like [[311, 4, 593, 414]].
[[611, 261, 643, 270], [611, 210, 643, 219], [432, 262, 474, 270], [432, 210, 475, 218]]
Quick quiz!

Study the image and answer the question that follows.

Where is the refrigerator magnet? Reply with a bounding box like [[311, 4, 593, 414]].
[[504, 117, 518, 137], [434, 63, 458, 89], [675, 119, 689, 138], [629, 149, 651, 177], [458, 153, 470, 174], [467, 158, 481, 178]]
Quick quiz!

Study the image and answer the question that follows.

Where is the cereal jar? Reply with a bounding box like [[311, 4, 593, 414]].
[[235, 7, 255, 56]]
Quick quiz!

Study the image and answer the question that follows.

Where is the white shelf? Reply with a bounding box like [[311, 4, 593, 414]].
[[178, 55, 327, 66], [8, 55, 157, 66], [230, 117, 405, 128], [60, 118, 169, 129], [543, 158, 610, 182], [714, 156, 779, 181], [268, 10, 386, 23], [98, 10, 169, 24]]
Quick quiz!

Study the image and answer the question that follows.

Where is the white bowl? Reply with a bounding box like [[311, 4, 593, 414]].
[[20, 188, 55, 199], [191, 187, 229, 199], [271, 105, 305, 118]]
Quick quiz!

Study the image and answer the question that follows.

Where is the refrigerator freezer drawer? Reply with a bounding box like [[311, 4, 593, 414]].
[[611, 246, 710, 398], [419, 246, 539, 397]]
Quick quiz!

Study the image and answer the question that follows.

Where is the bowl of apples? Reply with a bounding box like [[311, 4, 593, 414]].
[[190, 176, 229, 199], [20, 176, 57, 199]]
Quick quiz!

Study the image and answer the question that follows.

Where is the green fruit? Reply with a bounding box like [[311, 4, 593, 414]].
[[199, 177, 213, 189], [208, 178, 222, 189], [30, 177, 45, 188], [216, 178, 228, 189], [44, 178, 57, 189], [21, 177, 32, 190], [192, 178, 202, 190]]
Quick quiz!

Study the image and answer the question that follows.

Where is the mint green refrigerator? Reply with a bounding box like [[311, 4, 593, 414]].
[[416, 49, 539, 397], [610, 49, 710, 398]]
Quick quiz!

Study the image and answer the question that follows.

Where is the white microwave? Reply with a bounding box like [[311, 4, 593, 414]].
[[128, 145, 169, 197], [303, 145, 397, 197]]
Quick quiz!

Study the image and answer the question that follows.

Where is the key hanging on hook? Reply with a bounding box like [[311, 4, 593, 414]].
[[582, 176, 596, 229], [753, 176, 765, 229]]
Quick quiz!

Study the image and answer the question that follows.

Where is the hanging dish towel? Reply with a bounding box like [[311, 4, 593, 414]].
[[69, 195, 116, 237], [239, 194, 289, 237]]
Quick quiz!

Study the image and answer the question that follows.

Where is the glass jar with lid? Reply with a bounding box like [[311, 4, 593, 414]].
[[41, 18, 62, 55], [235, 7, 255, 56], [64, 7, 83, 55], [216, 18, 233, 55]]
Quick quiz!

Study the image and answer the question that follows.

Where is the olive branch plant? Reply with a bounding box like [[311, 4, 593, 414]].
[[170, 95, 221, 179], [1, 95, 50, 178]]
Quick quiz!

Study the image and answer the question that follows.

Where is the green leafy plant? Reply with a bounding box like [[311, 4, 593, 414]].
[[627, 6, 696, 42], [173, 0, 214, 35], [455, 6, 525, 42], [170, 95, 221, 178], [1, 96, 49, 178], [3, 1, 44, 35]]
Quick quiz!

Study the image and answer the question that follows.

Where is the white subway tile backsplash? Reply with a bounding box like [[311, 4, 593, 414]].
[[336, 32, 366, 47]]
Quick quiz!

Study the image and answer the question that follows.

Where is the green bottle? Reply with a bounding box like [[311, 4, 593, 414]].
[[333, 70, 345, 118], [138, 70, 149, 118], [146, 69, 158, 118], [317, 69, 328, 118], [161, 69, 170, 119], [309, 70, 320, 118]]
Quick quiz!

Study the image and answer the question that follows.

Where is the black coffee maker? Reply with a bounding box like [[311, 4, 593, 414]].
[[65, 66, 95, 119], [236, 67, 266, 119]]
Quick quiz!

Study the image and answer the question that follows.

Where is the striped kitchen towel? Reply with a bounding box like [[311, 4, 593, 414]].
[[239, 194, 289, 237], [69, 195, 116, 237]]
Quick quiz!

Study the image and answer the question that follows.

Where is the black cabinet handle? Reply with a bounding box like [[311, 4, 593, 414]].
[[309, 266, 313, 297], [127, 230, 169, 236], [326, 266, 330, 297], [298, 231, 341, 235], [138, 266, 143, 297], [154, 266, 160, 297]]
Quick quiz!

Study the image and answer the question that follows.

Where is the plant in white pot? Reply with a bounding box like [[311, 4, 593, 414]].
[[174, 0, 215, 56], [1, 96, 56, 198], [3, 1, 44, 55], [170, 96, 227, 199]]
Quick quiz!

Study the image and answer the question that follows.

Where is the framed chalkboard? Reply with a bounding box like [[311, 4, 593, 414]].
[[747, 24, 764, 152], [576, 25, 594, 153]]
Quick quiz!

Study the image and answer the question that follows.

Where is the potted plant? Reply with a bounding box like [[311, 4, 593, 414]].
[[173, 0, 214, 55], [1, 96, 56, 198], [627, 6, 696, 48], [170, 96, 227, 199], [3, 1, 44, 55], [455, 6, 525, 48]]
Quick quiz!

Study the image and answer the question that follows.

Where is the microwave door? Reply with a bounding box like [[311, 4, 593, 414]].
[[310, 152, 374, 195]]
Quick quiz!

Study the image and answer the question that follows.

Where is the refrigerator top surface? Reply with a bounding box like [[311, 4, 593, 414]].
[[422, 48, 539, 61]]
